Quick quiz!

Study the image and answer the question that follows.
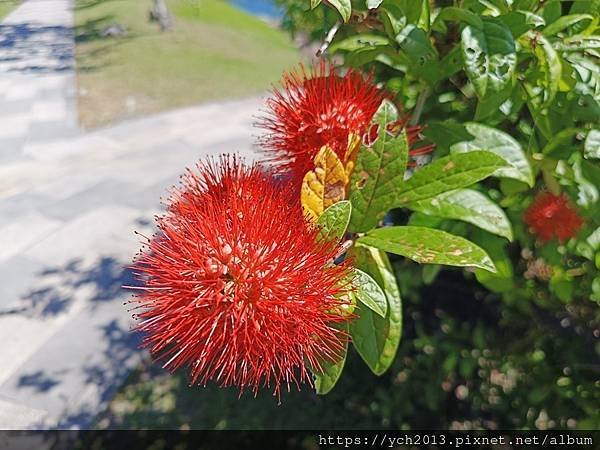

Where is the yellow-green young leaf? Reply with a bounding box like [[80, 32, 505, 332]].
[[328, 0, 351, 21], [357, 226, 497, 272], [349, 246, 402, 376], [409, 188, 513, 241], [348, 99, 409, 232], [451, 123, 534, 186], [584, 129, 600, 160], [316, 201, 352, 243], [353, 268, 387, 317], [395, 150, 507, 205], [314, 322, 348, 395], [310, 0, 322, 9], [461, 18, 517, 98]]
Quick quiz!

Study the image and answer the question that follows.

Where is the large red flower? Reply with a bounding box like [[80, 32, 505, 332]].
[[257, 64, 378, 180], [524, 192, 584, 243], [259, 63, 433, 183], [130, 156, 351, 397]]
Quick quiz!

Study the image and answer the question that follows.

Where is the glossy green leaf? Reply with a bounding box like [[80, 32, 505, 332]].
[[553, 35, 600, 52], [329, 34, 391, 53], [451, 122, 534, 186], [584, 129, 600, 159], [328, 0, 351, 21], [316, 200, 352, 243], [358, 226, 497, 272], [366, 0, 383, 8], [409, 188, 513, 240], [348, 99, 408, 232], [314, 322, 348, 395], [541, 128, 580, 157], [395, 25, 440, 84], [349, 246, 402, 376], [436, 6, 483, 29], [353, 268, 388, 317], [523, 32, 561, 107], [395, 151, 508, 205], [543, 14, 594, 36], [500, 10, 545, 37], [470, 230, 515, 293], [461, 18, 517, 98]]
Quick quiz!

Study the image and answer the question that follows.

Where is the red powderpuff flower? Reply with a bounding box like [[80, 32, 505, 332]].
[[524, 192, 584, 243], [259, 63, 434, 183], [129, 156, 352, 397]]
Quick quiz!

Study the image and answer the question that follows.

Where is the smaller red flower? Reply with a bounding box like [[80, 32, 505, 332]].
[[259, 63, 434, 183], [524, 192, 584, 243], [130, 156, 352, 397]]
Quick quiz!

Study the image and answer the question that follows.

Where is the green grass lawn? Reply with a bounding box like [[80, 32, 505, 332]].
[[0, 0, 20, 20], [75, 0, 299, 128]]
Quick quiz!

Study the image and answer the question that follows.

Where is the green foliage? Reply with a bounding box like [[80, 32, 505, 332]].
[[316, 200, 352, 242], [358, 226, 496, 272], [275, 0, 600, 429]]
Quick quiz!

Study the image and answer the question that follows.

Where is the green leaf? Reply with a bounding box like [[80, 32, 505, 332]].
[[451, 122, 534, 186], [461, 18, 517, 98], [348, 99, 408, 232], [408, 188, 513, 240], [329, 34, 391, 53], [366, 0, 383, 8], [584, 129, 600, 159], [328, 0, 351, 21], [349, 246, 402, 376], [470, 230, 514, 293], [316, 200, 352, 243], [541, 128, 580, 157], [435, 6, 483, 29], [553, 35, 600, 52], [310, 0, 322, 8], [500, 11, 545, 38], [395, 151, 508, 204], [543, 14, 594, 36], [523, 32, 561, 107], [395, 25, 440, 84], [353, 268, 388, 317], [357, 226, 497, 272], [314, 323, 348, 395]]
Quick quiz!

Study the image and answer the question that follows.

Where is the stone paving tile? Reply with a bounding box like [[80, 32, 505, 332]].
[[0, 396, 48, 430], [0, 289, 140, 428], [0, 255, 45, 310], [23, 205, 141, 266], [0, 211, 63, 263], [0, 0, 79, 159], [38, 179, 142, 222], [0, 192, 55, 227]]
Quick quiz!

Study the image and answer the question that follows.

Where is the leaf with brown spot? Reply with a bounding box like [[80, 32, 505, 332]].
[[301, 145, 349, 222]]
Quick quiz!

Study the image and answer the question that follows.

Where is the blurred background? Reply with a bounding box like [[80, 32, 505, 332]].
[[0, 0, 598, 432]]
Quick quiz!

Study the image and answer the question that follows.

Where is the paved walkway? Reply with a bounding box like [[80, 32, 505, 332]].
[[0, 0, 264, 429], [0, 96, 263, 429], [0, 0, 78, 161]]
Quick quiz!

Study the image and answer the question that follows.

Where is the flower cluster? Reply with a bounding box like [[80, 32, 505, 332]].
[[130, 64, 430, 397], [258, 63, 433, 184], [131, 157, 352, 397], [524, 192, 584, 243]]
